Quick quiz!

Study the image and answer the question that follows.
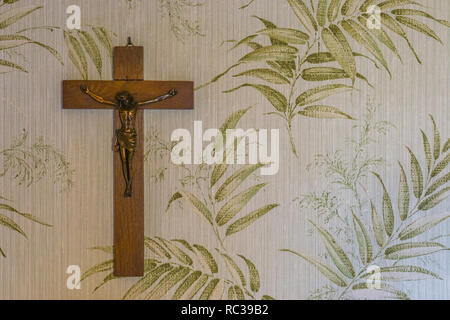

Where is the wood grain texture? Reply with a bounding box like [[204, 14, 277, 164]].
[[62, 80, 194, 110], [113, 46, 144, 81], [113, 46, 144, 277]]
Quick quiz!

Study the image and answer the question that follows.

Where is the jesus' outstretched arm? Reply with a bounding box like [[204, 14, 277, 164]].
[[137, 89, 177, 106], [80, 85, 116, 106]]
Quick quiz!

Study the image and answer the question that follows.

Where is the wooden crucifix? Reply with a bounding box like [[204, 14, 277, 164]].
[[62, 40, 194, 277]]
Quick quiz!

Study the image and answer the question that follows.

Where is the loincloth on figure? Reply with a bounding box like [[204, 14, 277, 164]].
[[116, 129, 137, 152]]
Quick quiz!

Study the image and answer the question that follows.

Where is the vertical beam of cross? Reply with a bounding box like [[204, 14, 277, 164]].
[[113, 46, 144, 277]]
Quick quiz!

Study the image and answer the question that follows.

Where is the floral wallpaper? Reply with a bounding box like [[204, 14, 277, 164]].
[[0, 0, 448, 300]]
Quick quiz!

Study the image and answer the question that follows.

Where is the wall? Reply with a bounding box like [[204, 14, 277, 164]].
[[0, 0, 449, 300]]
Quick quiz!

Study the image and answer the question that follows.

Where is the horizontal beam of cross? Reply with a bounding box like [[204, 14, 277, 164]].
[[63, 80, 194, 110]]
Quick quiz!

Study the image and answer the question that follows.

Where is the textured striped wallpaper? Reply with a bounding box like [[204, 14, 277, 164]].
[[0, 0, 448, 299]]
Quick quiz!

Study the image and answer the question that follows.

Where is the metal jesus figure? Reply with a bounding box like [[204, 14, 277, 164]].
[[80, 85, 177, 197]]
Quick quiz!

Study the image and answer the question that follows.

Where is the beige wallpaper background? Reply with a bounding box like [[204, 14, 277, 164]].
[[0, 0, 449, 299]]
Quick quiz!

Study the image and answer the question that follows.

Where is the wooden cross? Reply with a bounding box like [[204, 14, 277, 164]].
[[62, 42, 194, 277]]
